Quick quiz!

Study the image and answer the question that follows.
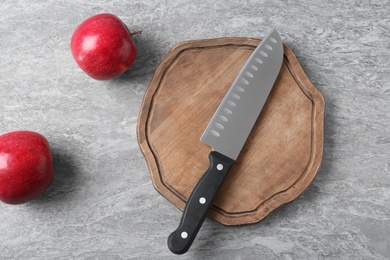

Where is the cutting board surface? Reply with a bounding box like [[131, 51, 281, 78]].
[[137, 37, 325, 225]]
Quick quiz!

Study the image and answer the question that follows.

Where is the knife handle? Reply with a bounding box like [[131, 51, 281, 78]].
[[167, 151, 235, 254]]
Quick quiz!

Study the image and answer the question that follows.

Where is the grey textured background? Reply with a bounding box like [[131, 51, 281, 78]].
[[0, 0, 389, 259]]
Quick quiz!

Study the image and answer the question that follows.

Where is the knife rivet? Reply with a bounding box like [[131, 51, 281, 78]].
[[199, 197, 206, 204], [217, 164, 223, 170], [181, 232, 188, 239]]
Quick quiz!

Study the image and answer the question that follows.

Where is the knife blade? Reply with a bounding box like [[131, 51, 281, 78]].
[[167, 28, 284, 254]]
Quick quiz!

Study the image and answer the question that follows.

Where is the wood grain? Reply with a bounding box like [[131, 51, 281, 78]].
[[137, 37, 325, 226]]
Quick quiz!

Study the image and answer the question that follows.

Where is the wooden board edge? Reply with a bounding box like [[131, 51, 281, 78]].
[[137, 38, 325, 226]]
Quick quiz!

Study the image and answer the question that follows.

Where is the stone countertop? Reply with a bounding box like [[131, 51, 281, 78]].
[[0, 1, 389, 259]]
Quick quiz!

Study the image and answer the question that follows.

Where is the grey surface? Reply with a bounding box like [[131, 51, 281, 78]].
[[0, 0, 389, 259]]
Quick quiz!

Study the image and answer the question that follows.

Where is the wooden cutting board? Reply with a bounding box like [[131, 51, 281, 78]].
[[137, 37, 325, 226]]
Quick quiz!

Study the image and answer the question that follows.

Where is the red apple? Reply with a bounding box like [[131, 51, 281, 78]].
[[0, 131, 54, 204], [70, 13, 138, 80]]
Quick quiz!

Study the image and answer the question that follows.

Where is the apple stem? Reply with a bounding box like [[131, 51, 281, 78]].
[[130, 30, 142, 36]]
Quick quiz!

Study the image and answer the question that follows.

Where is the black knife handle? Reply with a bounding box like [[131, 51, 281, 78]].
[[167, 151, 235, 254]]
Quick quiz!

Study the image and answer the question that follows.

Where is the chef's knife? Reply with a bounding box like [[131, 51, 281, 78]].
[[167, 29, 284, 254]]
